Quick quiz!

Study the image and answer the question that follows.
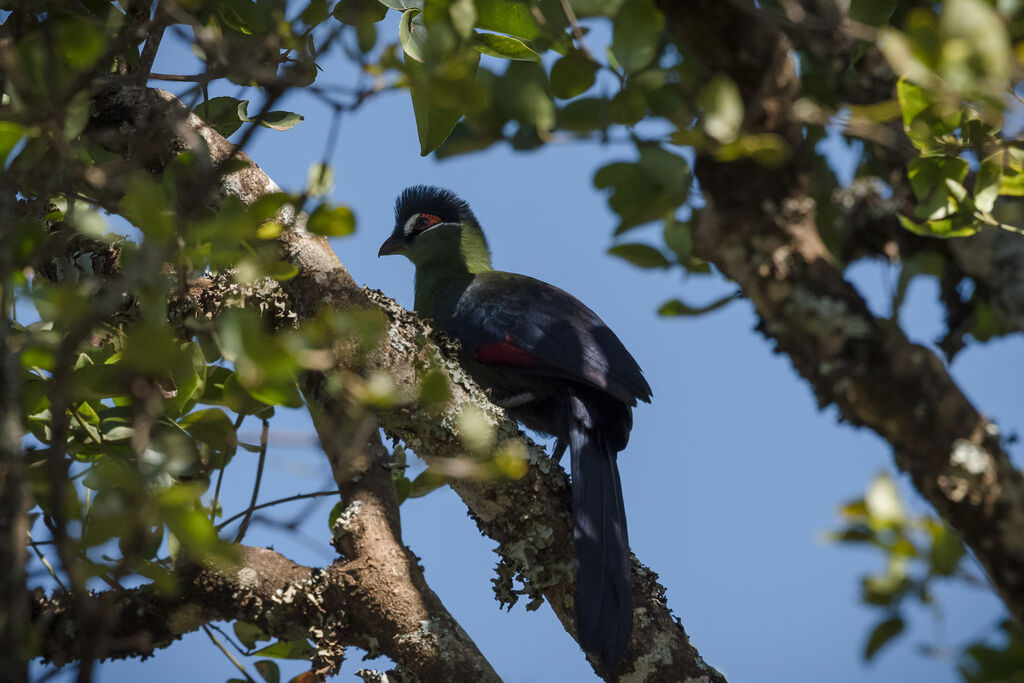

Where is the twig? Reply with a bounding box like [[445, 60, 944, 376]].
[[203, 625, 257, 683], [232, 418, 269, 543], [558, 0, 592, 60], [27, 531, 67, 592], [216, 489, 340, 530]]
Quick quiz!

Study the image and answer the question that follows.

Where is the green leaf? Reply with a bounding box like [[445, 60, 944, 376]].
[[609, 87, 646, 125], [939, 0, 1011, 95], [328, 500, 345, 533], [254, 639, 315, 660], [300, 0, 331, 25], [1000, 164, 1024, 196], [307, 204, 356, 236], [473, 32, 540, 62], [178, 408, 237, 454], [610, 0, 664, 72], [496, 62, 555, 134], [550, 51, 598, 99], [409, 71, 464, 155], [418, 368, 450, 412], [662, 218, 692, 261], [120, 176, 175, 240], [700, 75, 743, 143], [234, 622, 271, 649], [897, 215, 978, 239], [638, 145, 689, 194], [608, 243, 671, 268], [569, 0, 626, 17], [927, 521, 965, 576], [0, 122, 26, 167], [558, 98, 608, 132], [848, 0, 898, 27], [399, 8, 426, 62], [55, 13, 106, 69], [475, 0, 540, 40], [256, 111, 305, 131], [378, 0, 421, 8], [594, 161, 676, 232], [974, 153, 1003, 214], [449, 0, 476, 38], [658, 293, 736, 317], [864, 473, 905, 526], [408, 468, 446, 498], [864, 616, 904, 661], [255, 660, 280, 683], [236, 102, 304, 131], [906, 157, 968, 220], [247, 377, 303, 409], [194, 97, 247, 138], [307, 163, 334, 196], [221, 373, 273, 417], [333, 0, 389, 24], [265, 261, 299, 281], [895, 79, 960, 152], [158, 486, 236, 563]]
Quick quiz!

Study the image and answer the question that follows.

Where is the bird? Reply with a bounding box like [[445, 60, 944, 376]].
[[378, 185, 652, 668]]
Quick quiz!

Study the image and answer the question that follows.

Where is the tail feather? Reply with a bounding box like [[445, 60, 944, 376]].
[[568, 392, 632, 668]]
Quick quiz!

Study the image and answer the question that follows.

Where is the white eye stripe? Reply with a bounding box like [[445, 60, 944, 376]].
[[403, 214, 420, 235], [403, 213, 449, 236]]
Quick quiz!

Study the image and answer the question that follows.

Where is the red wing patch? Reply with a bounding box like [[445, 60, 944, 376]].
[[476, 335, 538, 366]]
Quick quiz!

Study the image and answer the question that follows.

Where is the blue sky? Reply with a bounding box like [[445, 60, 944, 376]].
[[32, 11, 1024, 683]]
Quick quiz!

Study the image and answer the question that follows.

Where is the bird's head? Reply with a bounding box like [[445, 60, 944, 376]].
[[378, 185, 491, 271]]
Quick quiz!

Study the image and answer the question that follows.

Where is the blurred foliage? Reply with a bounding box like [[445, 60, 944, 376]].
[[830, 473, 1024, 676], [3, 0, 1024, 679]]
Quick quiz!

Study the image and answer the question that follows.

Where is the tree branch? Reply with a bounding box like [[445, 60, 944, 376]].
[[78, 85, 724, 681], [660, 0, 1024, 627]]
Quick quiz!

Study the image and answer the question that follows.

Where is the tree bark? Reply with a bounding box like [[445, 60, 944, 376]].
[[60, 85, 726, 681], [660, 0, 1024, 626]]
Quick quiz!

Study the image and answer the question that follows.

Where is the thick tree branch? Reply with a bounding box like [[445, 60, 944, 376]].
[[31, 545, 315, 665], [661, 0, 1024, 626], [303, 375, 501, 681], [79, 85, 723, 681]]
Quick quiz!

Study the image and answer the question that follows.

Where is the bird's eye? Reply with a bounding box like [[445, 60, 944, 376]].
[[412, 213, 442, 234]]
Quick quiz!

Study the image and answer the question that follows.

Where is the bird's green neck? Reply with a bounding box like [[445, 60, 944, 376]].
[[407, 223, 492, 316]]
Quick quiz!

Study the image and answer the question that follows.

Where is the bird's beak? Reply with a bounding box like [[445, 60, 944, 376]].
[[378, 233, 404, 257]]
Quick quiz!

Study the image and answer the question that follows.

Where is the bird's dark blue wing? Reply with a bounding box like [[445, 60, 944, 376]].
[[450, 271, 652, 406]]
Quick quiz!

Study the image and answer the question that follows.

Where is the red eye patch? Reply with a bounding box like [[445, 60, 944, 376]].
[[417, 213, 442, 229]]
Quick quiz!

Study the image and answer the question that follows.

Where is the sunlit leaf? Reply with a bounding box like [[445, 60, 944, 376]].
[[307, 204, 356, 236], [254, 639, 315, 660], [475, 0, 540, 40], [473, 32, 540, 61], [700, 75, 743, 144]]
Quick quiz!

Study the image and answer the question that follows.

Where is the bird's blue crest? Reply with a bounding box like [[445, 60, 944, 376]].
[[394, 185, 477, 230]]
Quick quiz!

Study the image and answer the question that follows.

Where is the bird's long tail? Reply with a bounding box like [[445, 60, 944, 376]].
[[568, 391, 632, 668]]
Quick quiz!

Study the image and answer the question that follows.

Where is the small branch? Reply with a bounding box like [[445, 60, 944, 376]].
[[203, 625, 256, 683], [135, 21, 166, 82], [659, 0, 1024, 631], [558, 0, 593, 60], [217, 490, 340, 530], [76, 84, 724, 682], [232, 419, 269, 543], [148, 72, 219, 83]]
